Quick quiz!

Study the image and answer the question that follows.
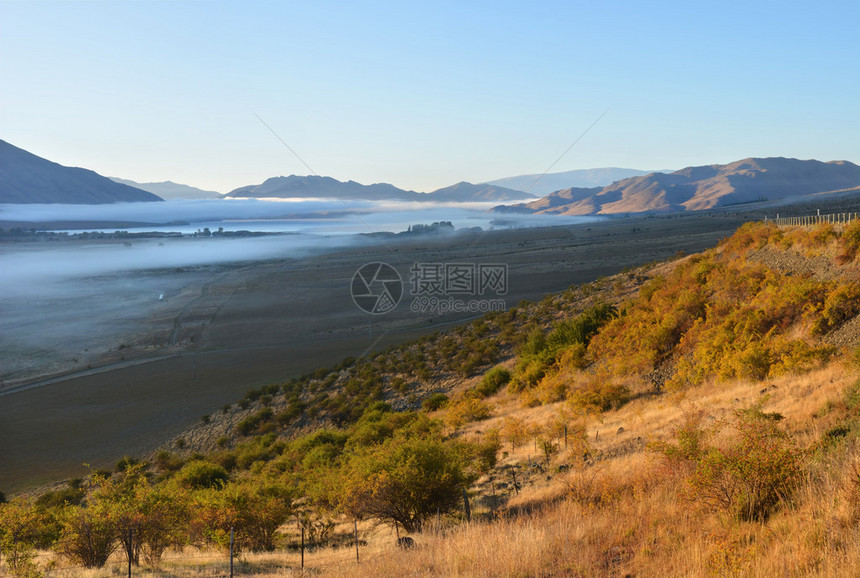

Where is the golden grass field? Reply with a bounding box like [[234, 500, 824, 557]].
[[12, 358, 860, 577]]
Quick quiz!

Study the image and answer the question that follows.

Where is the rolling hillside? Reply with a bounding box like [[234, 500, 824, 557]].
[[109, 178, 222, 200], [3, 218, 860, 576], [502, 157, 860, 215], [485, 166, 657, 196]]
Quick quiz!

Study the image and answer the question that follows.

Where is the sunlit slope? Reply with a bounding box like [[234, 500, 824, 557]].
[[4, 220, 860, 577]]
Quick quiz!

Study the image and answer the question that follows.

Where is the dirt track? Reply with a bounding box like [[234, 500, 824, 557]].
[[0, 213, 755, 491]]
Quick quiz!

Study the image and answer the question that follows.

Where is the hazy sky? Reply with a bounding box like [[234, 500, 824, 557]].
[[2, 1, 858, 194]]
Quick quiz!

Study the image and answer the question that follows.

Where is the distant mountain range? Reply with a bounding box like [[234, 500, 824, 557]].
[[225, 175, 534, 203], [3, 141, 859, 214], [484, 167, 662, 196], [0, 140, 162, 204], [497, 158, 860, 215], [109, 178, 222, 200]]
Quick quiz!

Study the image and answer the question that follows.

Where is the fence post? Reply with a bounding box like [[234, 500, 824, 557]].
[[462, 488, 471, 523], [128, 528, 132, 578], [230, 527, 234, 578], [301, 526, 304, 570], [491, 483, 497, 518], [354, 519, 359, 563]]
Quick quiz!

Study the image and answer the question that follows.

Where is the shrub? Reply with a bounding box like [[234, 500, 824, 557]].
[[0, 500, 54, 576], [500, 417, 528, 450], [445, 396, 491, 427], [196, 482, 294, 553], [116, 456, 141, 472], [55, 505, 116, 568], [837, 219, 860, 262], [664, 408, 805, 522], [569, 380, 631, 413], [34, 485, 85, 509], [236, 407, 274, 436], [422, 393, 449, 412], [476, 366, 511, 398], [176, 461, 229, 490], [814, 282, 860, 334], [336, 435, 471, 533], [154, 451, 184, 472]]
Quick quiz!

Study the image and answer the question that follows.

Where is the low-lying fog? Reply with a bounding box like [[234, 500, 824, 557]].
[[1, 197, 568, 235], [0, 199, 598, 387]]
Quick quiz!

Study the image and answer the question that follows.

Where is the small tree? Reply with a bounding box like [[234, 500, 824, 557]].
[[55, 504, 117, 568], [0, 500, 52, 577], [195, 480, 294, 552], [500, 417, 528, 450], [337, 435, 471, 533]]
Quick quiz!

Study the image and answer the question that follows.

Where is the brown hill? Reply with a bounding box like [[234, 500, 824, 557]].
[[508, 157, 860, 215]]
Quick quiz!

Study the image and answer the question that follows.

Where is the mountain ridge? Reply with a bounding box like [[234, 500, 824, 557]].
[[109, 178, 222, 200], [499, 157, 860, 215], [225, 175, 535, 202], [0, 140, 163, 204], [484, 167, 661, 195]]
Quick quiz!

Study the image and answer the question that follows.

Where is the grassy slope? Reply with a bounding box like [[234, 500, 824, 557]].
[[9, 221, 860, 577]]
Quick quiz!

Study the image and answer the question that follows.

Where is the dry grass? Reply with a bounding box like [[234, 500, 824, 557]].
[[15, 359, 859, 577]]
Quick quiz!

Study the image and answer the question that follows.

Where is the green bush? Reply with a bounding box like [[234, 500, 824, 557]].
[[236, 408, 274, 436], [35, 486, 85, 509], [476, 366, 511, 398], [176, 461, 229, 490], [513, 303, 616, 391], [422, 393, 449, 412]]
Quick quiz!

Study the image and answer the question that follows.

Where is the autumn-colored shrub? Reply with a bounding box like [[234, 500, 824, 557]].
[[0, 500, 55, 577], [54, 504, 117, 568], [336, 435, 472, 532], [813, 281, 860, 334], [568, 379, 631, 413], [660, 407, 805, 522], [195, 481, 294, 552], [837, 219, 860, 262], [445, 395, 491, 427], [500, 417, 529, 450]]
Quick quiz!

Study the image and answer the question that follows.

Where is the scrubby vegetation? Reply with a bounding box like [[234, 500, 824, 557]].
[[3, 221, 860, 576]]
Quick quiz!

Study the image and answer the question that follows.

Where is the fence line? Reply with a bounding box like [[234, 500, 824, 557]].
[[766, 212, 859, 227]]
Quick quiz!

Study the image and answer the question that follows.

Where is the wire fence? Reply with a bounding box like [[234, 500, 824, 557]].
[[765, 212, 859, 227]]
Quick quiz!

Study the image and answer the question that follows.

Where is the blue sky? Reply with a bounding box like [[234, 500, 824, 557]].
[[2, 0, 858, 193]]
